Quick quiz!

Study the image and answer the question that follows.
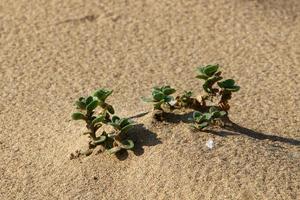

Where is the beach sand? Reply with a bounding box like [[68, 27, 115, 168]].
[[0, 0, 299, 199]]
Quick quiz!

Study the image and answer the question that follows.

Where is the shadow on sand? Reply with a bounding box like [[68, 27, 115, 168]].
[[209, 119, 300, 146], [115, 123, 162, 160], [160, 111, 300, 147]]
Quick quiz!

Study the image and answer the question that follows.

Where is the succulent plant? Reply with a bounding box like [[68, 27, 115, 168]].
[[142, 86, 176, 111], [217, 79, 240, 92], [190, 107, 226, 130], [72, 88, 135, 156], [72, 90, 113, 141], [176, 91, 195, 108], [196, 65, 222, 94], [196, 65, 240, 112], [93, 89, 115, 117], [106, 116, 135, 154], [217, 79, 240, 111]]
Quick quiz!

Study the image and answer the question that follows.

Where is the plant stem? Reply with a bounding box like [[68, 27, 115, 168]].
[[86, 111, 97, 140]]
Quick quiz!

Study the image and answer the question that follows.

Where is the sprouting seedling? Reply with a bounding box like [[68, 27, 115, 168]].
[[176, 90, 194, 108], [106, 116, 135, 154], [93, 89, 115, 118], [71, 88, 114, 144], [190, 106, 226, 130], [196, 64, 222, 94], [141, 86, 176, 111], [217, 79, 240, 111], [196, 64, 240, 112]]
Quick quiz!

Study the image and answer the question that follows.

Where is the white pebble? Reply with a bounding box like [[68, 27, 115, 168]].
[[206, 139, 214, 149]]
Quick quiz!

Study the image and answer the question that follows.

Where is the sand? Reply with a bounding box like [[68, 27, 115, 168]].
[[1, 0, 300, 199]]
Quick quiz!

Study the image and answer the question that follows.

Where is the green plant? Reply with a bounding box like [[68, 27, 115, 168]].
[[196, 64, 240, 111], [141, 86, 176, 111], [217, 79, 240, 110], [190, 107, 226, 130], [196, 64, 222, 94], [71, 88, 114, 142], [106, 116, 135, 154], [176, 90, 194, 108], [71, 88, 135, 155]]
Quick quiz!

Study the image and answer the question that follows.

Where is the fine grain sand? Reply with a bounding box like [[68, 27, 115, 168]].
[[1, 0, 300, 199]]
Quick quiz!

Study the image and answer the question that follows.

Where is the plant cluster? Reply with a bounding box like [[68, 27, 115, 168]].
[[141, 86, 176, 111], [190, 107, 226, 130], [142, 64, 240, 130], [196, 64, 240, 111], [71, 89, 135, 155], [71, 64, 240, 158]]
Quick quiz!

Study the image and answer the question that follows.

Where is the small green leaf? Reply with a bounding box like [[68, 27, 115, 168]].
[[203, 113, 212, 121], [107, 104, 115, 114], [94, 136, 107, 144], [203, 65, 219, 76], [86, 100, 99, 111], [193, 111, 202, 120], [119, 118, 130, 128], [153, 92, 165, 101], [203, 76, 223, 93], [162, 87, 176, 95], [121, 139, 134, 150], [71, 112, 85, 120], [86, 96, 94, 105], [203, 82, 211, 93], [217, 79, 235, 88], [193, 111, 206, 123], [93, 89, 113, 102], [75, 100, 86, 109], [112, 116, 120, 123], [108, 146, 122, 154], [92, 115, 105, 125], [197, 66, 207, 75]]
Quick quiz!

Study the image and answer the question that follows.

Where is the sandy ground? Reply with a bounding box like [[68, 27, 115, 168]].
[[1, 0, 300, 199]]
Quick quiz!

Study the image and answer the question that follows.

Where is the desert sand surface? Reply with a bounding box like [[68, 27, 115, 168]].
[[1, 0, 300, 199]]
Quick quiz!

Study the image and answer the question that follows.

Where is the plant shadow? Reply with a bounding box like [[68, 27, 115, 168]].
[[205, 118, 300, 146], [225, 119, 300, 146], [115, 123, 162, 160], [130, 123, 162, 156], [161, 111, 300, 146], [129, 111, 149, 119], [162, 111, 194, 123]]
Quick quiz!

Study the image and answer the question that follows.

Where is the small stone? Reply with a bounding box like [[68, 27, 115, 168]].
[[206, 139, 214, 149], [169, 99, 177, 106]]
